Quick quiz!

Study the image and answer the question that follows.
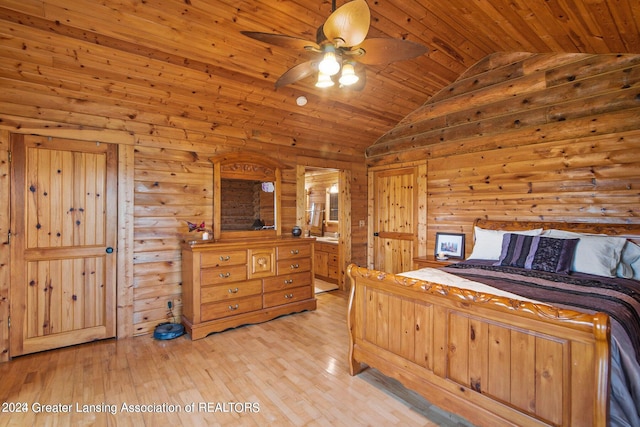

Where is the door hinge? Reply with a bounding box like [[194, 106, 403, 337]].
[[7, 150, 11, 163], [7, 230, 10, 244], [7, 316, 10, 329]]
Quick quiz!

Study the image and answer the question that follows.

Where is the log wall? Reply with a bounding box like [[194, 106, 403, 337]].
[[367, 52, 640, 257]]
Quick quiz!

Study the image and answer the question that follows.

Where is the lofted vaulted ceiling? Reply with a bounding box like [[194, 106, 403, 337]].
[[1, 1, 639, 159]]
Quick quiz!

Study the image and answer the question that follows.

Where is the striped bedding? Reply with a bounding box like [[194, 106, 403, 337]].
[[441, 260, 640, 427]]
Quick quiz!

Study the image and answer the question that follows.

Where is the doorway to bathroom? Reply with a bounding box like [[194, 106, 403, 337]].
[[300, 166, 351, 290]]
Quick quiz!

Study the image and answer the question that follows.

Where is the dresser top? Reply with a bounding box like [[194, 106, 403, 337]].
[[182, 236, 316, 251]]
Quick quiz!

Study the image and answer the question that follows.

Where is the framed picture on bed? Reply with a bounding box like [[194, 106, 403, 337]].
[[434, 232, 465, 259]]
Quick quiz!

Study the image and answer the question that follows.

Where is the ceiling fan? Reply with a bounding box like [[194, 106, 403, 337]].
[[241, 0, 428, 90]]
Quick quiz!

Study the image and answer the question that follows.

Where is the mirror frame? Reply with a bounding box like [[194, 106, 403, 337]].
[[210, 151, 286, 240]]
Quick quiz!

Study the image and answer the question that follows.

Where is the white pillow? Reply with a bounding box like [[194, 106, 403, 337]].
[[543, 229, 626, 278], [617, 241, 640, 280], [467, 227, 543, 260]]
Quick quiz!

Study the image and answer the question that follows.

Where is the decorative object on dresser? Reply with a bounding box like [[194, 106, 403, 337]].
[[186, 220, 212, 241]]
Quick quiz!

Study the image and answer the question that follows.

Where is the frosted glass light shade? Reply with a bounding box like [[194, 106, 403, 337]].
[[339, 63, 359, 85], [318, 46, 340, 76], [315, 72, 335, 88]]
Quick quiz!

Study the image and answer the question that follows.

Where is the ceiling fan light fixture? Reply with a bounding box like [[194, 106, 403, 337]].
[[339, 62, 359, 86], [315, 72, 335, 88], [318, 45, 341, 76]]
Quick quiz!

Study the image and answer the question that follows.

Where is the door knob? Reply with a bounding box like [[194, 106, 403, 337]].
[[106, 247, 114, 254]]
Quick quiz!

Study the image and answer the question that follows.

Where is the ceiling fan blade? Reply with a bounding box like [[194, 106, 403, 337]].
[[352, 38, 428, 65], [241, 31, 319, 51], [323, 0, 370, 47], [275, 61, 318, 88]]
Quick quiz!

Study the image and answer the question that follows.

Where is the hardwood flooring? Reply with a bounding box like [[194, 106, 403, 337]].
[[314, 278, 339, 294], [0, 291, 476, 427]]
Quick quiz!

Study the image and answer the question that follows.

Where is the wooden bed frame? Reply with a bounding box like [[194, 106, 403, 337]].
[[347, 219, 640, 427]]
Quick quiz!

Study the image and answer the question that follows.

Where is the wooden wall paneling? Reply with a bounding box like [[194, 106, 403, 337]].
[[348, 161, 368, 268], [0, 15, 392, 155], [117, 144, 135, 338], [366, 165, 375, 269], [295, 165, 306, 232], [40, 0, 320, 74], [368, 52, 640, 258], [281, 167, 298, 236], [0, 130, 9, 361], [416, 163, 428, 259], [369, 53, 640, 163], [339, 168, 352, 290], [399, 62, 639, 148], [1, 47, 356, 160], [132, 145, 213, 335]]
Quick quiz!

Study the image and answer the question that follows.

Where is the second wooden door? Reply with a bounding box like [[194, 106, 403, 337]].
[[371, 167, 418, 274]]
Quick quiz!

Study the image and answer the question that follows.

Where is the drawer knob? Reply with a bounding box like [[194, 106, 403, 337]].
[[284, 293, 294, 299], [228, 304, 239, 311], [228, 287, 239, 294], [219, 255, 231, 261], [290, 263, 299, 269], [284, 279, 293, 284], [219, 272, 231, 278], [290, 249, 299, 255]]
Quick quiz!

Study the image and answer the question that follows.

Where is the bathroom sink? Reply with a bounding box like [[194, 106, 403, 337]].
[[315, 236, 339, 243]]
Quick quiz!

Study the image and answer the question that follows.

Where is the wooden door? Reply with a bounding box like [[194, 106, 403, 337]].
[[371, 167, 418, 274], [10, 135, 118, 356]]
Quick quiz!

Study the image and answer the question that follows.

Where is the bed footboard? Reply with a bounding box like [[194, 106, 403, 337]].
[[346, 264, 610, 427]]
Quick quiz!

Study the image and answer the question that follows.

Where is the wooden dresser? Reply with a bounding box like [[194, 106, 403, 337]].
[[181, 237, 316, 339]]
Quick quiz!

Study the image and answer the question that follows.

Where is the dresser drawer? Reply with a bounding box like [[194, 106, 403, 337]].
[[201, 264, 247, 285], [263, 271, 311, 293], [263, 285, 313, 308], [277, 243, 311, 260], [201, 279, 262, 304], [201, 295, 263, 321], [277, 257, 311, 275], [201, 250, 247, 268]]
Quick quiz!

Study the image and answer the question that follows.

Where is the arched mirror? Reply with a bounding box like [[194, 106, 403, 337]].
[[210, 151, 286, 240]]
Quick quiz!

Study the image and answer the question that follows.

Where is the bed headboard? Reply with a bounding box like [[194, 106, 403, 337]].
[[474, 218, 640, 246]]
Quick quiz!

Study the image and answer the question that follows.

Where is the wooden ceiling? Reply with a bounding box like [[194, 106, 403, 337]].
[[1, 0, 640, 159]]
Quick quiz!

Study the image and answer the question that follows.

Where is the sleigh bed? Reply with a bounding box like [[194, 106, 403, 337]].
[[347, 219, 640, 427]]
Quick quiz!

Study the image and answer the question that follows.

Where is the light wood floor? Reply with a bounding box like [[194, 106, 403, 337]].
[[0, 291, 476, 427]]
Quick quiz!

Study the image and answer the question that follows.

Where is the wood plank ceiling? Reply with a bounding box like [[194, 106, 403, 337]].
[[1, 0, 640, 159]]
